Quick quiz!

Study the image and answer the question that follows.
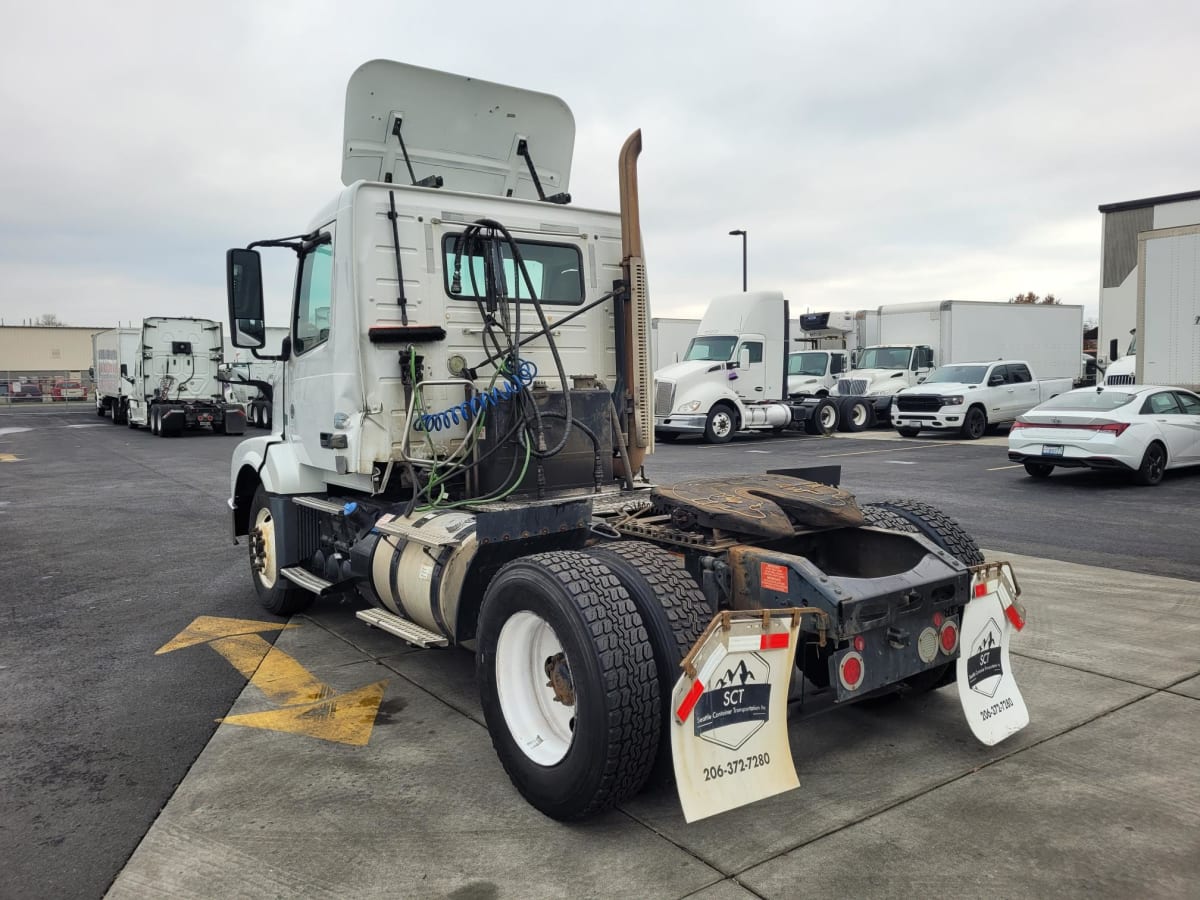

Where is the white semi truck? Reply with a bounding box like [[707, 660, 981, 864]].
[[222, 327, 287, 428], [652, 293, 854, 442], [223, 59, 1026, 823], [91, 328, 140, 424], [123, 317, 246, 437], [828, 300, 1084, 429]]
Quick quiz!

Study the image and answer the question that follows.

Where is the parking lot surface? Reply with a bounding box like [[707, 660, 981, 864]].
[[2, 408, 1198, 899]]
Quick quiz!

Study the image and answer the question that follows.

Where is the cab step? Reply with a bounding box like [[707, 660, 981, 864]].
[[279, 566, 337, 595], [356, 608, 449, 648], [292, 496, 346, 515]]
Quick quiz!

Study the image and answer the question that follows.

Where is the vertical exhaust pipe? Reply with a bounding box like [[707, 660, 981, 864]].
[[618, 129, 653, 475]]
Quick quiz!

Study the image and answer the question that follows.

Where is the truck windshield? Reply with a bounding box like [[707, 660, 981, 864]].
[[685, 336, 737, 361], [856, 347, 911, 370], [788, 352, 828, 376], [924, 365, 988, 384]]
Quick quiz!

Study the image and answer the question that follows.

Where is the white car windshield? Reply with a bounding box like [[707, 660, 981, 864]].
[[924, 365, 988, 384], [1035, 391, 1135, 412]]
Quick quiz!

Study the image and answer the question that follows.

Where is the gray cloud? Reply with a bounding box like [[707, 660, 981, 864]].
[[2, 0, 1197, 329]]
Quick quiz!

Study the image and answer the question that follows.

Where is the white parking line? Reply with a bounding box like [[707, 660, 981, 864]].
[[818, 442, 964, 458], [987, 464, 1023, 471]]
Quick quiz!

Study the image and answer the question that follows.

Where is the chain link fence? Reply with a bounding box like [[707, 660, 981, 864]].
[[1, 370, 97, 408]]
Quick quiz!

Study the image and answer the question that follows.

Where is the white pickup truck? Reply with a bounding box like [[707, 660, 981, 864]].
[[891, 361, 1073, 439]]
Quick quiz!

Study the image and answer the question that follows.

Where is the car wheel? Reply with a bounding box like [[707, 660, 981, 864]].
[[586, 541, 709, 786], [897, 427, 921, 438], [1024, 462, 1054, 479], [476, 551, 659, 820], [703, 404, 736, 444], [961, 407, 987, 440], [249, 487, 312, 615], [1133, 442, 1167, 486]]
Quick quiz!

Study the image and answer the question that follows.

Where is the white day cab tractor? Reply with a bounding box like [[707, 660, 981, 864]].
[[224, 60, 1030, 823], [123, 317, 246, 437]]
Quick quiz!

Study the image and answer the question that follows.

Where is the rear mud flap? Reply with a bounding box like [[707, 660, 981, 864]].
[[958, 562, 1029, 745]]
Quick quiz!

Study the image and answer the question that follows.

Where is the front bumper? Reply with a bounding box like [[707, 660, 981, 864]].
[[892, 412, 964, 431], [655, 414, 707, 434]]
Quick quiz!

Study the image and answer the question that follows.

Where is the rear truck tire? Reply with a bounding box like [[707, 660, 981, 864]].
[[1024, 462, 1054, 479], [704, 404, 737, 444], [656, 430, 679, 443], [476, 551, 659, 821], [212, 418, 226, 435], [803, 398, 838, 435], [870, 498, 984, 566], [897, 426, 921, 438], [150, 405, 160, 435], [263, 406, 272, 430], [586, 541, 710, 786], [248, 405, 259, 427], [840, 399, 872, 432], [1134, 442, 1167, 486], [961, 406, 987, 440], [861, 505, 919, 533], [96, 403, 106, 418], [248, 487, 312, 616]]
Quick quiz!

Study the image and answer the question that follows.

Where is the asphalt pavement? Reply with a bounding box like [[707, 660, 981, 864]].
[[2, 408, 1198, 899]]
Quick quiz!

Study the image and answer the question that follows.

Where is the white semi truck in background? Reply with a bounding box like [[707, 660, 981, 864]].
[[123, 317, 245, 436], [652, 292, 855, 442], [222, 327, 287, 428], [826, 300, 1084, 429], [222, 59, 1016, 823], [91, 328, 140, 424]]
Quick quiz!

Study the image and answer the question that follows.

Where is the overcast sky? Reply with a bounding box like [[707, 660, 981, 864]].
[[2, 0, 1198, 329]]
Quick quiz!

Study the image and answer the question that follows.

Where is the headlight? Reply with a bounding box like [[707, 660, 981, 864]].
[[942, 395, 964, 405], [678, 400, 703, 413]]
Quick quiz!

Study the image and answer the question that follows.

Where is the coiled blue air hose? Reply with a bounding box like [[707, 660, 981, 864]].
[[415, 360, 538, 432]]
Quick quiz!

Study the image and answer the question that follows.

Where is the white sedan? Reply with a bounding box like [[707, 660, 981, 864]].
[[1007, 385, 1200, 485]]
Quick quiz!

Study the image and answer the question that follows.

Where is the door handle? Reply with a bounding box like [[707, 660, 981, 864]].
[[755, 387, 764, 392]]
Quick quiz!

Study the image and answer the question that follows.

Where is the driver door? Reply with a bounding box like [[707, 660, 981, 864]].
[[286, 227, 337, 473], [732, 338, 766, 400]]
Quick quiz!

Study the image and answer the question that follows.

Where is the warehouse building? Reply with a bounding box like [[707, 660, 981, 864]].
[[0, 325, 107, 401]]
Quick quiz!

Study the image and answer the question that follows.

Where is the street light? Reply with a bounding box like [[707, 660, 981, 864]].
[[729, 229, 747, 292]]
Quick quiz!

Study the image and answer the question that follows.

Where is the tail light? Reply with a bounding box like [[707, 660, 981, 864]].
[[1011, 420, 1129, 436], [940, 620, 959, 654], [838, 652, 864, 691]]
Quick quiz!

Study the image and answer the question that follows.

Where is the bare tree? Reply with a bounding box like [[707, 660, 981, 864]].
[[1009, 293, 1059, 305], [35, 313, 65, 326]]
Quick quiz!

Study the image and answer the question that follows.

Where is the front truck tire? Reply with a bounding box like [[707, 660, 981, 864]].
[[704, 404, 736, 444], [248, 487, 312, 616], [476, 551, 660, 821], [587, 541, 709, 785]]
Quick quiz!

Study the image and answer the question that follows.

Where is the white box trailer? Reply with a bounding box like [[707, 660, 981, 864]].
[[91, 328, 140, 424], [1136, 225, 1200, 391], [650, 317, 700, 370]]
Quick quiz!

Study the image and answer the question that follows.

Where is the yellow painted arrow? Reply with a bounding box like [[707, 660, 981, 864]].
[[0, 453, 21, 463], [157, 615, 387, 747]]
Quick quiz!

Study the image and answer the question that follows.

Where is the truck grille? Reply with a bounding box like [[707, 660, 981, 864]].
[[837, 378, 869, 396], [655, 380, 675, 416], [1105, 374, 1135, 386], [896, 395, 943, 412]]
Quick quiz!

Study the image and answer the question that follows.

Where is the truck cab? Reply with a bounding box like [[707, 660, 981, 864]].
[[831, 343, 935, 421], [786, 348, 848, 397]]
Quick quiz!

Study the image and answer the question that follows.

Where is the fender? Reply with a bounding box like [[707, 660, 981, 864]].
[[228, 436, 328, 536]]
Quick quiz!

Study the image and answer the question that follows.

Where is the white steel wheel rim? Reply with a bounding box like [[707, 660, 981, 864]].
[[820, 406, 837, 429], [852, 404, 868, 425], [253, 506, 278, 589], [495, 611, 575, 766], [711, 411, 733, 437]]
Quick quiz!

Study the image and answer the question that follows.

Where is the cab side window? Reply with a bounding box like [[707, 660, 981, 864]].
[[295, 241, 333, 355], [1009, 364, 1032, 383], [831, 354, 845, 375], [741, 342, 763, 364]]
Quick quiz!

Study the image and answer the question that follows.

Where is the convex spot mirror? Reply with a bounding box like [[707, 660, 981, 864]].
[[227, 248, 266, 348]]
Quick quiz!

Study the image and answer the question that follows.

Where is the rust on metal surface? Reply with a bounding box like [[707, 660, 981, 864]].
[[680, 607, 831, 678], [651, 474, 865, 539]]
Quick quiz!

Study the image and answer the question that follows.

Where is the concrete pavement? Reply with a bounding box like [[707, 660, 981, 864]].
[[107, 552, 1200, 899]]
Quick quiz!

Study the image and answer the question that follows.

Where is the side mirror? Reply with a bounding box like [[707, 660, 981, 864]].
[[88, 367, 95, 379], [119, 363, 128, 376], [227, 248, 266, 348], [988, 374, 1004, 386], [1108, 338, 1119, 362], [739, 346, 752, 368]]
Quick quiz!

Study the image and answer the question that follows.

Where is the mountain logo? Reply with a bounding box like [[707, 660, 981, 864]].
[[694, 651, 771, 751], [966, 617, 1004, 698]]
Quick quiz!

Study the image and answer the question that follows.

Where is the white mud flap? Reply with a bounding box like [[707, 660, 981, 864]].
[[671, 610, 810, 823], [958, 562, 1029, 745]]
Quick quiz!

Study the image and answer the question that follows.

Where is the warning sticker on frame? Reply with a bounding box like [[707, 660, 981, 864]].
[[671, 613, 801, 822]]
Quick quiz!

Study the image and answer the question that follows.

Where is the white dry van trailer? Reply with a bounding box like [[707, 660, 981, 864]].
[[222, 327, 288, 428], [1135, 225, 1200, 391], [650, 317, 701, 370], [829, 300, 1084, 428], [91, 328, 140, 424], [223, 59, 1029, 823], [124, 317, 246, 437]]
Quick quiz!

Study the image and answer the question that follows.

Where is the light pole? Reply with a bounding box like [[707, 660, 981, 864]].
[[729, 229, 747, 292]]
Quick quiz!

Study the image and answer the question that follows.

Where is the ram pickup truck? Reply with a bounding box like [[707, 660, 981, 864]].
[[891, 361, 1073, 440]]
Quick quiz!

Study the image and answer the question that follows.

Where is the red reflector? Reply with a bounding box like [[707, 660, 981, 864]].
[[842, 656, 862, 686], [940, 623, 958, 653], [675, 680, 704, 722], [760, 632, 789, 650], [853, 635, 865, 652], [974, 582, 987, 598], [932, 612, 944, 627], [1005, 603, 1026, 631]]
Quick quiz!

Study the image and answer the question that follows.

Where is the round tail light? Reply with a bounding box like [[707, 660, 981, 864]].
[[940, 621, 959, 654], [839, 652, 864, 691]]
